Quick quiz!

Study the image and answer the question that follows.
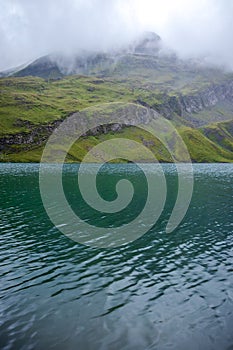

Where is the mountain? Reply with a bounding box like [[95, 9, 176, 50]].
[[0, 32, 233, 163], [1, 32, 162, 79]]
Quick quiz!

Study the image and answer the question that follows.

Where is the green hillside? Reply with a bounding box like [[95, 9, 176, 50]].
[[1, 47, 233, 163]]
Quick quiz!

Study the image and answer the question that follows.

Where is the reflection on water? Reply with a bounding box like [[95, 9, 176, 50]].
[[0, 163, 233, 350]]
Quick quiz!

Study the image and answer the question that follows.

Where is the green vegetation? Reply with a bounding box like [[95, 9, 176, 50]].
[[0, 76, 135, 136], [0, 52, 233, 163], [201, 120, 233, 152], [179, 126, 233, 162], [2, 120, 233, 163]]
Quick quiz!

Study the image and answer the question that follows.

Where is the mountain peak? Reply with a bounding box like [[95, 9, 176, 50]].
[[0, 32, 164, 78], [134, 32, 161, 55]]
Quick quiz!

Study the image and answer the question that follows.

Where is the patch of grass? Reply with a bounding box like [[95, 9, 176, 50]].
[[179, 126, 233, 162], [2, 123, 233, 163], [1, 60, 233, 163], [201, 120, 233, 152], [0, 145, 44, 163], [0, 76, 135, 136]]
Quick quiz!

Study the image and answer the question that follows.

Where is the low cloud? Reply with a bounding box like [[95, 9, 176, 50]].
[[0, 0, 233, 71]]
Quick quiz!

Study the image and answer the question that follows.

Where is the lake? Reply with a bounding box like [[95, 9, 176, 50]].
[[0, 163, 233, 350]]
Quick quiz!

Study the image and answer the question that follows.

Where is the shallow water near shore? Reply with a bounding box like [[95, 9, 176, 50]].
[[0, 163, 233, 350]]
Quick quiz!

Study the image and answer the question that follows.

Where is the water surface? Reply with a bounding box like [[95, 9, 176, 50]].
[[0, 163, 233, 350]]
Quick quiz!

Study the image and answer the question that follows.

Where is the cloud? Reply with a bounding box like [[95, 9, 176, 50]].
[[130, 0, 233, 69], [0, 0, 141, 70], [0, 0, 233, 70]]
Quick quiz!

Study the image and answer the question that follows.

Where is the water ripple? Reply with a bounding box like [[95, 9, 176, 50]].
[[0, 163, 233, 349]]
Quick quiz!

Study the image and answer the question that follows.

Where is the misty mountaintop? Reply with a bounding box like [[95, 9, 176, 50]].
[[1, 32, 163, 78], [0, 31, 233, 163], [1, 31, 231, 94]]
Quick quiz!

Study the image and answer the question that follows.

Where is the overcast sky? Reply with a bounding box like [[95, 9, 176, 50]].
[[1, 0, 233, 71]]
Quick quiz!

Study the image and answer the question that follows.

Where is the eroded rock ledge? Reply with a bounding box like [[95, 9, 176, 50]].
[[1, 80, 233, 151]]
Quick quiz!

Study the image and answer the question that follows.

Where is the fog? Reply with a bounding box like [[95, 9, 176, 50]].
[[0, 0, 233, 71]]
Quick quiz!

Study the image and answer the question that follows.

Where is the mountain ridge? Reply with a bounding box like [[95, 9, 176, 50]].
[[0, 32, 162, 79], [0, 32, 233, 162]]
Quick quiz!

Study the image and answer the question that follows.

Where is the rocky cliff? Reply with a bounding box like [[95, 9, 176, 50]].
[[154, 80, 233, 126], [1, 79, 233, 153]]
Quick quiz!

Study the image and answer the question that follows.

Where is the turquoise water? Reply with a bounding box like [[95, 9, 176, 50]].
[[0, 163, 233, 350]]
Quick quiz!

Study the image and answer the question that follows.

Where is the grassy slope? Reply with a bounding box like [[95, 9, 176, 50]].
[[0, 76, 135, 136], [0, 56, 233, 163], [1, 55, 232, 136], [201, 120, 233, 152], [2, 120, 233, 163], [179, 125, 233, 162]]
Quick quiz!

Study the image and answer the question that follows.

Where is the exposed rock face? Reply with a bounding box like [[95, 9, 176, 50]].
[[0, 103, 156, 151], [14, 56, 63, 79], [84, 123, 123, 136], [55, 53, 115, 76], [133, 32, 161, 55], [2, 32, 163, 79], [1, 79, 233, 150], [0, 119, 63, 151], [6, 53, 115, 79], [155, 80, 233, 126], [180, 81, 233, 113]]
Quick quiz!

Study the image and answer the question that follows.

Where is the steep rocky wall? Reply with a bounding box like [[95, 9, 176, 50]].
[[0, 103, 155, 152], [0, 119, 62, 151], [1, 80, 233, 151], [169, 80, 233, 116]]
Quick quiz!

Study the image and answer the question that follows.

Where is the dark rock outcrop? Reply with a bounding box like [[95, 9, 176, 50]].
[[1, 80, 233, 151], [155, 80, 233, 126]]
